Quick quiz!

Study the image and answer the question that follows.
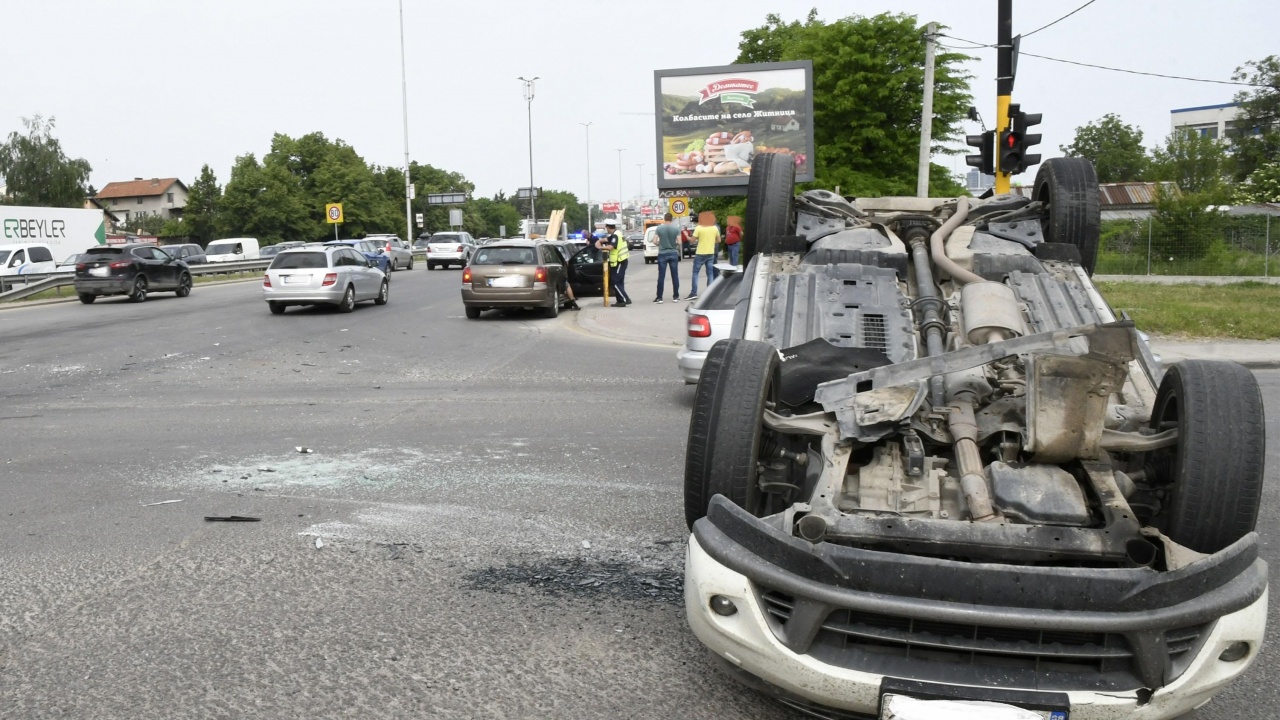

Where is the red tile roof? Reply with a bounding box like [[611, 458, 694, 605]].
[[96, 178, 185, 199]]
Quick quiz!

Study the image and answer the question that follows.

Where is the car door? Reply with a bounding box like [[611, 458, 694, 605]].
[[541, 244, 565, 296], [347, 248, 378, 298], [567, 245, 605, 296], [151, 247, 181, 287]]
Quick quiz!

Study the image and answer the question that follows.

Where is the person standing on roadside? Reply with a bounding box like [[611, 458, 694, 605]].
[[724, 216, 743, 266], [596, 219, 631, 306], [651, 213, 682, 303], [688, 212, 720, 300]]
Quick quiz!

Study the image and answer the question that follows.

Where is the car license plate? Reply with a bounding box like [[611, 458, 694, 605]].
[[487, 275, 524, 288], [881, 694, 1063, 720], [89, 266, 110, 277], [283, 275, 307, 284]]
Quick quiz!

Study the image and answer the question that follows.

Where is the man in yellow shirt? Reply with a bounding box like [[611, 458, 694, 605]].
[[688, 216, 720, 300]]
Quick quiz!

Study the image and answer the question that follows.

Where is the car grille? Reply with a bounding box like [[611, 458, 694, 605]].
[[760, 589, 1208, 691]]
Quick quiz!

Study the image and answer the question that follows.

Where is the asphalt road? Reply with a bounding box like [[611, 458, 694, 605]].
[[0, 266, 1276, 720]]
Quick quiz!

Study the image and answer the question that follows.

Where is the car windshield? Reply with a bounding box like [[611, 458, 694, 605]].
[[207, 243, 239, 254], [472, 247, 535, 265], [260, 246, 281, 257], [270, 252, 329, 269]]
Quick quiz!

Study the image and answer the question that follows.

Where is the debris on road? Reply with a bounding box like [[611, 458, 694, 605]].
[[581, 540, 592, 549], [141, 499, 183, 507], [204, 515, 261, 522], [315, 537, 325, 549], [467, 557, 683, 605], [296, 447, 313, 454]]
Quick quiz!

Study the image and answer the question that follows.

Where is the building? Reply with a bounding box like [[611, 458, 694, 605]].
[[82, 197, 121, 234], [1170, 102, 1251, 141], [94, 177, 189, 225], [768, 117, 800, 132], [964, 169, 995, 192], [1098, 182, 1178, 221]]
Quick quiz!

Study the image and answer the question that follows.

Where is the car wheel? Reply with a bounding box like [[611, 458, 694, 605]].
[[374, 279, 389, 305], [684, 339, 794, 530], [1034, 157, 1101, 275], [1147, 360, 1266, 554], [407, 257, 414, 270], [129, 276, 148, 303], [78, 293, 96, 304], [268, 301, 286, 315], [465, 306, 481, 319], [742, 153, 796, 267], [542, 290, 560, 319], [175, 273, 192, 297], [390, 258, 398, 272], [428, 262, 436, 270], [337, 285, 356, 313]]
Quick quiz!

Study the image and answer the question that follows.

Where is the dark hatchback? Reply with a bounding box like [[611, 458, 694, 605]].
[[74, 244, 193, 303]]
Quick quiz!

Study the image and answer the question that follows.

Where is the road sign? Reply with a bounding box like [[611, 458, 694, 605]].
[[427, 193, 467, 205], [449, 209, 464, 227], [499, 225, 506, 237], [326, 203, 344, 224], [669, 197, 689, 218], [415, 213, 424, 227], [516, 187, 539, 200]]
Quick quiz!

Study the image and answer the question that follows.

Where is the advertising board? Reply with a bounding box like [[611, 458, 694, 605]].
[[0, 205, 106, 258], [654, 60, 814, 196]]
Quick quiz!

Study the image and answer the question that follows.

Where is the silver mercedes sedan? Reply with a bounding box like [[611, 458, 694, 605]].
[[262, 246, 389, 314]]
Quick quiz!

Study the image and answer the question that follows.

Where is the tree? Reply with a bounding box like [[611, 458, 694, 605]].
[[125, 212, 167, 236], [469, 196, 523, 238], [1229, 55, 1280, 182], [735, 11, 973, 196], [1060, 114, 1149, 183], [218, 153, 312, 243], [0, 115, 92, 207], [182, 164, 222, 245], [1150, 130, 1228, 194], [1234, 162, 1280, 203]]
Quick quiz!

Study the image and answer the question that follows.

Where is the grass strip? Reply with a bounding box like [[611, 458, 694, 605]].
[[1097, 281, 1280, 340]]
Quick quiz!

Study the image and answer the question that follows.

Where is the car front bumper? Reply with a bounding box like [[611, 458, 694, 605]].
[[686, 498, 1268, 720], [677, 346, 706, 383]]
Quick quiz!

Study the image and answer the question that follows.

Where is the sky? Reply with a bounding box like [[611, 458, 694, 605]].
[[2, 0, 1275, 204]]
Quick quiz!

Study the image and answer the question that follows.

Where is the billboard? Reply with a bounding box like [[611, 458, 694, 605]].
[[0, 205, 106, 258], [654, 60, 814, 196]]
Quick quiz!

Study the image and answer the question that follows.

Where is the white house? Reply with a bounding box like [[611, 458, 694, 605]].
[[769, 117, 800, 132], [94, 177, 189, 225], [1170, 102, 1251, 141]]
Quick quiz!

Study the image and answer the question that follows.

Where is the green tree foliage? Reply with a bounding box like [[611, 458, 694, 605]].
[[270, 132, 401, 239], [181, 164, 222, 245], [126, 212, 168, 236], [409, 161, 475, 235], [218, 153, 312, 243], [469, 196, 524, 238], [1234, 162, 1280, 203], [1150, 130, 1228, 194], [1230, 56, 1280, 182], [736, 11, 973, 197], [532, 189, 586, 232], [1151, 186, 1228, 260], [0, 115, 92, 207], [1060, 114, 1149, 183]]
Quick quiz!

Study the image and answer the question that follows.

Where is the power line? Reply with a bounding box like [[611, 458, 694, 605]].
[[935, 33, 993, 49], [1022, 0, 1100, 38], [1019, 51, 1269, 87]]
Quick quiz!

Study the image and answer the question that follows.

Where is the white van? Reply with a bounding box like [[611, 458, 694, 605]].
[[205, 237, 260, 262], [0, 243, 58, 276]]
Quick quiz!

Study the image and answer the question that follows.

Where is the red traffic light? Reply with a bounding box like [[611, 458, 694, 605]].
[[1005, 132, 1020, 148]]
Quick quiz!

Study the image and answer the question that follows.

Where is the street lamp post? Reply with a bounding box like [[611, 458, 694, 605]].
[[614, 148, 625, 221], [518, 76, 540, 222], [635, 163, 644, 201], [579, 122, 592, 234], [397, 0, 413, 242]]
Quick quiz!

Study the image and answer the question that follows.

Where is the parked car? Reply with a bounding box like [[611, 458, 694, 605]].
[[160, 243, 207, 265], [676, 265, 741, 384], [366, 234, 415, 271], [324, 239, 390, 273], [56, 253, 91, 272], [262, 246, 388, 314], [682, 154, 1268, 720], [205, 237, 260, 262], [73, 244, 192, 303], [642, 225, 661, 264], [461, 240, 570, 319], [426, 231, 476, 269], [0, 243, 57, 276], [260, 241, 306, 260]]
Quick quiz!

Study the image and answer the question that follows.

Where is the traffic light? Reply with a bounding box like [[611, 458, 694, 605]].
[[1011, 105, 1042, 172], [965, 131, 994, 175], [998, 104, 1043, 175]]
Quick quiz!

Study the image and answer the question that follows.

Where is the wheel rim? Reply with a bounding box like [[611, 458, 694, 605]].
[[380, 282, 388, 301], [181, 275, 191, 293], [345, 288, 354, 309], [135, 278, 147, 299]]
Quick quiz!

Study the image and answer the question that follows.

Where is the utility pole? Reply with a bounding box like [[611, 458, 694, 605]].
[[397, 0, 413, 241], [614, 148, 625, 219], [518, 76, 540, 221], [916, 22, 937, 198], [635, 163, 645, 201], [994, 0, 1014, 194], [579, 122, 592, 232]]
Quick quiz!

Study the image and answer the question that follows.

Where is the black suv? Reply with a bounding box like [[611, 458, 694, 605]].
[[74, 244, 193, 303]]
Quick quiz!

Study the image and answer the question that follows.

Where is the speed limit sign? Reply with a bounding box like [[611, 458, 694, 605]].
[[670, 197, 689, 218], [325, 203, 344, 223]]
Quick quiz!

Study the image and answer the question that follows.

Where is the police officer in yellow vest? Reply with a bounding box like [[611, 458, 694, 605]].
[[596, 219, 632, 306]]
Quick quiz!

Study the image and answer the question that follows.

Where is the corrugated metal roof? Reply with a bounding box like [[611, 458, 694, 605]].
[[1097, 182, 1178, 207]]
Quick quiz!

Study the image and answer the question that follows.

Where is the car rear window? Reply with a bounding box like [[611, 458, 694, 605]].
[[694, 272, 744, 311], [473, 247, 535, 265], [85, 247, 125, 256], [270, 252, 329, 269], [431, 234, 462, 244]]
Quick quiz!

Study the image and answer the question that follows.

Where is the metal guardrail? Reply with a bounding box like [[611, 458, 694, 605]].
[[0, 260, 273, 303]]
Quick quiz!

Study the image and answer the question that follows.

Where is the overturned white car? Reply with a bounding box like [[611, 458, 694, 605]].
[[684, 154, 1267, 719]]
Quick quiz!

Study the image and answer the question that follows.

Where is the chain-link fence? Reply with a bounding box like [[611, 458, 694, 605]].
[[1097, 212, 1277, 276]]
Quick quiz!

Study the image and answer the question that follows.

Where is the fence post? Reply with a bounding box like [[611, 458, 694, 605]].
[[1266, 214, 1271, 278], [1146, 216, 1153, 275]]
